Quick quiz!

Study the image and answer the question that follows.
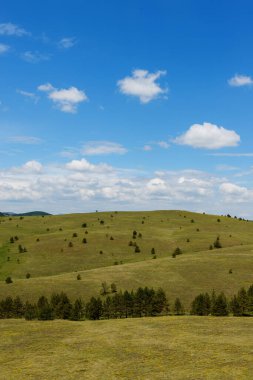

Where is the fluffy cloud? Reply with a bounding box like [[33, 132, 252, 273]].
[[38, 83, 88, 113], [66, 158, 112, 172], [219, 182, 253, 202], [82, 141, 127, 155], [0, 43, 10, 54], [117, 69, 167, 103], [58, 37, 76, 49], [228, 74, 253, 87], [0, 22, 29, 36], [174, 122, 240, 149]]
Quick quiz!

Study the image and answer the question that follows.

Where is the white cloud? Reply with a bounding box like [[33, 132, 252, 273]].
[[117, 69, 167, 103], [228, 74, 253, 87], [220, 182, 248, 195], [0, 22, 29, 36], [38, 83, 88, 113], [174, 122, 240, 149], [219, 182, 253, 202], [17, 89, 39, 103], [21, 51, 50, 63], [58, 37, 76, 49], [0, 43, 10, 54], [82, 141, 127, 155], [11, 160, 43, 174], [7, 136, 43, 144], [66, 158, 112, 173], [37, 83, 55, 92], [21, 160, 43, 173]]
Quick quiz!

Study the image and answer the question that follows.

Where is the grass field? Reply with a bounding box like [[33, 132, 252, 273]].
[[0, 316, 253, 379], [1, 210, 253, 308]]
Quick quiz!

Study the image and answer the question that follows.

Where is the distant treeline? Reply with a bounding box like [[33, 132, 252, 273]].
[[0, 284, 253, 321]]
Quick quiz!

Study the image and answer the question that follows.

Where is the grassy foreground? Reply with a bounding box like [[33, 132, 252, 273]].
[[0, 316, 253, 380]]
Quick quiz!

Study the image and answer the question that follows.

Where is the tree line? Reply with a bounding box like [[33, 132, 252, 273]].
[[0, 284, 253, 321]]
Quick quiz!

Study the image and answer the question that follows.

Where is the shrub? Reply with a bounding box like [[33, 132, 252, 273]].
[[81, 223, 87, 228], [77, 274, 81, 280], [82, 238, 87, 244], [173, 247, 182, 256], [26, 273, 31, 279], [151, 248, 156, 255], [110, 236, 114, 240], [111, 283, 117, 293], [213, 237, 222, 249], [5, 276, 13, 284], [135, 245, 141, 253], [68, 241, 73, 248], [72, 232, 78, 238]]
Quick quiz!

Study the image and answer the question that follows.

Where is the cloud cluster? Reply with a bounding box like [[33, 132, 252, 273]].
[[0, 159, 252, 217], [38, 83, 88, 113], [174, 122, 240, 149], [118, 69, 167, 103], [228, 74, 253, 87]]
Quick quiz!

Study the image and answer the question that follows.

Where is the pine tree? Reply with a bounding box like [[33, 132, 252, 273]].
[[71, 298, 84, 321], [211, 292, 228, 316], [174, 298, 185, 315]]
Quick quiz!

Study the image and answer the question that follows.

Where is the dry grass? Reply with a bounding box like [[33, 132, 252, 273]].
[[0, 316, 253, 379]]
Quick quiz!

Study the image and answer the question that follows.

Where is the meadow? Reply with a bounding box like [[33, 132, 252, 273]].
[[1, 210, 253, 379], [0, 316, 253, 379], [0, 210, 253, 309]]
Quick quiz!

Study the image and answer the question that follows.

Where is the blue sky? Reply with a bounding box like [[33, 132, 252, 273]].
[[1, 0, 253, 216]]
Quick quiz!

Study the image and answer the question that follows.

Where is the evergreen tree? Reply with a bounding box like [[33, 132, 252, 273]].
[[211, 292, 228, 316], [191, 293, 210, 315], [174, 298, 185, 315], [230, 295, 242, 316], [85, 297, 103, 320], [237, 287, 249, 316], [71, 298, 84, 321], [24, 302, 37, 320], [37, 296, 55, 320], [102, 296, 113, 319], [247, 285, 253, 314], [13, 296, 24, 318]]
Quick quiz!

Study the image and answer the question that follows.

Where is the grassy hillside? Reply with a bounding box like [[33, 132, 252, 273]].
[[0, 210, 253, 307], [1, 316, 253, 379]]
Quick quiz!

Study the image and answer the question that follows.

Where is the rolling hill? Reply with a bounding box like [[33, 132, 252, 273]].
[[0, 210, 253, 309]]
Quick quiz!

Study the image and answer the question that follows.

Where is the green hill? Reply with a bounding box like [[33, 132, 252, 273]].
[[0, 210, 253, 309]]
